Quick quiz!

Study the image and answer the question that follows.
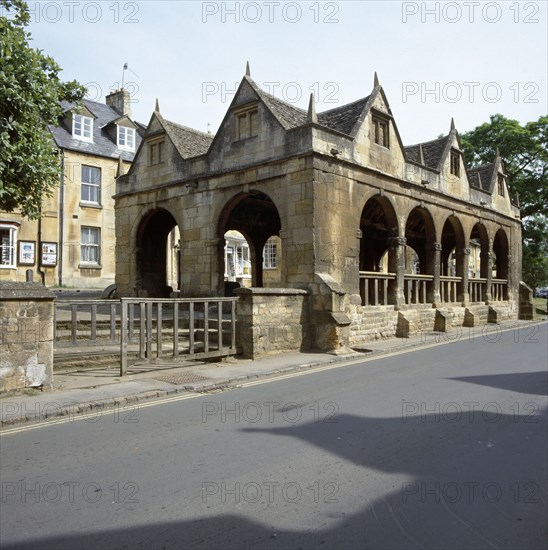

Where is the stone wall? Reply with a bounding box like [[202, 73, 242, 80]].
[[0, 283, 54, 393], [234, 288, 310, 358]]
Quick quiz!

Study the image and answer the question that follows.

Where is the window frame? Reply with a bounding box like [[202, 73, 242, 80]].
[[235, 106, 259, 141], [497, 174, 505, 196], [118, 126, 136, 151], [81, 165, 101, 205], [80, 226, 101, 266], [148, 139, 165, 166], [263, 241, 277, 269], [450, 150, 461, 177], [0, 224, 18, 268], [72, 114, 93, 141], [372, 111, 390, 148]]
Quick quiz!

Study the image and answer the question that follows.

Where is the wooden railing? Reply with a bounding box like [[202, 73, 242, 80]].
[[491, 279, 508, 301], [404, 274, 433, 304], [54, 297, 239, 375], [468, 278, 487, 302], [54, 299, 120, 345], [119, 298, 238, 375], [359, 271, 396, 306], [439, 276, 461, 303]]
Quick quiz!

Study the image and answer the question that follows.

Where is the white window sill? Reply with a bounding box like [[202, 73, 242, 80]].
[[80, 202, 102, 209], [79, 264, 102, 270]]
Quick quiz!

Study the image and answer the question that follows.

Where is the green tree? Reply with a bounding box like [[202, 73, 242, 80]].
[[460, 114, 547, 219], [460, 114, 548, 291], [522, 215, 548, 293], [0, 0, 85, 219]]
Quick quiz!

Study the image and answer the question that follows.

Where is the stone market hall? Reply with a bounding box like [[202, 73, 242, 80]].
[[114, 67, 524, 355]]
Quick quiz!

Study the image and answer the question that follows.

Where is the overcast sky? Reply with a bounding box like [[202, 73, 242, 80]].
[[19, 0, 548, 144]]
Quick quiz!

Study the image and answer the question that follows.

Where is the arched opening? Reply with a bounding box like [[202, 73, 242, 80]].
[[224, 230, 252, 292], [440, 216, 465, 302], [136, 209, 178, 297], [404, 207, 436, 303], [470, 223, 489, 279], [218, 191, 281, 295], [469, 223, 489, 302], [359, 196, 398, 305], [493, 229, 509, 300]]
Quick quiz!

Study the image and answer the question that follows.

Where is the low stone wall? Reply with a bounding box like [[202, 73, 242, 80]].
[[0, 283, 54, 393], [234, 287, 310, 359]]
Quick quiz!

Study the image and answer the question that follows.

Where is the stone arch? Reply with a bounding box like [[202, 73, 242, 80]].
[[359, 194, 399, 271], [217, 190, 282, 292], [469, 222, 489, 279], [440, 215, 465, 277], [135, 208, 179, 297], [404, 206, 436, 275], [493, 228, 510, 280]]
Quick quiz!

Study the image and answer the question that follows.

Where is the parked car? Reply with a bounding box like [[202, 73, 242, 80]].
[[535, 288, 548, 298]]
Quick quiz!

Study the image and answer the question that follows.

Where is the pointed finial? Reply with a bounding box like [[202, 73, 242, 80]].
[[116, 156, 124, 178], [450, 117, 456, 131], [418, 144, 425, 165], [495, 146, 500, 158], [246, 61, 251, 77], [307, 93, 317, 124], [374, 71, 379, 87], [514, 191, 520, 207], [155, 98, 160, 113]]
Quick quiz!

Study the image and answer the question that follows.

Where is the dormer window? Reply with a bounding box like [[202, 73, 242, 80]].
[[372, 113, 390, 148], [498, 174, 505, 196], [118, 126, 135, 150], [450, 150, 460, 177], [236, 107, 258, 140], [73, 114, 93, 141]]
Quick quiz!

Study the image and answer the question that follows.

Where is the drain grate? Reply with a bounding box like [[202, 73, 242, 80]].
[[154, 373, 211, 385]]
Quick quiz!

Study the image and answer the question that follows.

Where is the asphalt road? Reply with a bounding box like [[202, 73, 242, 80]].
[[1, 323, 547, 550]]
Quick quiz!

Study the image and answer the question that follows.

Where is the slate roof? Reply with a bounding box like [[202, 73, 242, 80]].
[[250, 78, 371, 136], [48, 99, 143, 162], [468, 163, 495, 191], [162, 119, 214, 158], [405, 135, 451, 170], [318, 97, 370, 135], [256, 89, 308, 129]]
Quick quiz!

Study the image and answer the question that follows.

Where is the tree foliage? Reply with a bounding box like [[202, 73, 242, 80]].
[[461, 114, 548, 291], [460, 114, 547, 219], [0, 0, 85, 219]]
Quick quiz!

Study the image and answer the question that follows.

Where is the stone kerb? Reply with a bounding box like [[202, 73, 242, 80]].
[[0, 282, 54, 394], [234, 287, 310, 359]]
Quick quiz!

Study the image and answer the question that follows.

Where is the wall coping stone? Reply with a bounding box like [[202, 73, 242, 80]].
[[0, 282, 54, 301], [234, 287, 310, 296]]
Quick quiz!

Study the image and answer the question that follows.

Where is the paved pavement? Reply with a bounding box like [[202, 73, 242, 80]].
[[1, 318, 546, 427]]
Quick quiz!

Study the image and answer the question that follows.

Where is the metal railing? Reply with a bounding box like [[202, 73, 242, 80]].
[[439, 276, 461, 303], [404, 274, 433, 305], [359, 272, 396, 306]]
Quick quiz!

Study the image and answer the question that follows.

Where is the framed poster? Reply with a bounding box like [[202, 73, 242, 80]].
[[41, 242, 58, 267], [18, 240, 36, 265]]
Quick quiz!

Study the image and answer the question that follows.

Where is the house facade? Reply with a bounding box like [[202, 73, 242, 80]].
[[0, 90, 142, 289], [114, 69, 522, 353]]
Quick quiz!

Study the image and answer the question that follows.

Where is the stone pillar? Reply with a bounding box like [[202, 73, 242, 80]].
[[457, 247, 470, 305], [388, 236, 406, 309], [427, 242, 441, 304], [505, 254, 513, 300], [484, 250, 494, 303]]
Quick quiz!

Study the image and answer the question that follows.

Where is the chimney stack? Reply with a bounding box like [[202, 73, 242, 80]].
[[106, 89, 132, 118]]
